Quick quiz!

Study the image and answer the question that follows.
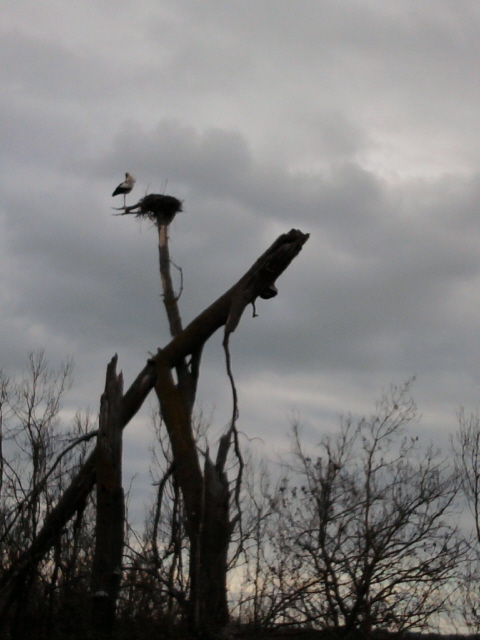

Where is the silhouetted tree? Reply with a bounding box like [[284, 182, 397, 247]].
[[452, 409, 480, 632], [0, 351, 96, 639], [238, 381, 466, 637]]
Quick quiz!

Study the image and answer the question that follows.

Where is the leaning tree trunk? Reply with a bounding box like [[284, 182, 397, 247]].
[[0, 228, 309, 635]]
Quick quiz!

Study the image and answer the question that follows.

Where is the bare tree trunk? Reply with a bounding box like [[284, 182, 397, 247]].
[[154, 354, 232, 634], [198, 456, 231, 631], [154, 352, 204, 623], [0, 229, 309, 629], [155, 224, 232, 634], [90, 355, 125, 640]]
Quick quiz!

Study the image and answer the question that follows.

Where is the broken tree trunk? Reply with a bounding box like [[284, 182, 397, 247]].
[[0, 229, 309, 627], [197, 454, 231, 632], [90, 355, 125, 640], [157, 223, 231, 632]]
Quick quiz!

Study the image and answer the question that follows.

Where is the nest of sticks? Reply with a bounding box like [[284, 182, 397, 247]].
[[115, 194, 183, 226]]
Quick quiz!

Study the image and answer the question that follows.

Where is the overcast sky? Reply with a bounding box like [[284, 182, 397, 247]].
[[2, 0, 480, 522]]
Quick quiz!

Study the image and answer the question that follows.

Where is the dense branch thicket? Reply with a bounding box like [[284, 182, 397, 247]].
[[234, 382, 469, 636], [452, 410, 480, 632], [0, 358, 477, 639], [0, 351, 96, 639]]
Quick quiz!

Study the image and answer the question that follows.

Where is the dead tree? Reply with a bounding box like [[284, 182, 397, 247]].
[[0, 218, 309, 634], [90, 355, 125, 640]]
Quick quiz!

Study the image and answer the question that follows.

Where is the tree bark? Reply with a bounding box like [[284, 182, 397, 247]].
[[198, 455, 231, 631], [155, 355, 232, 634], [156, 223, 229, 632], [90, 355, 125, 640]]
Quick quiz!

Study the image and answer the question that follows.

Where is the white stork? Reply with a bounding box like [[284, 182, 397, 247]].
[[112, 172, 136, 207]]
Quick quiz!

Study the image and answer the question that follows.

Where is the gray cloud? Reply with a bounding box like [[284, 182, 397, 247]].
[[2, 1, 480, 522]]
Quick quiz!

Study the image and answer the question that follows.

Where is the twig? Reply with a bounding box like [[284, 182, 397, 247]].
[[221, 333, 244, 545]]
